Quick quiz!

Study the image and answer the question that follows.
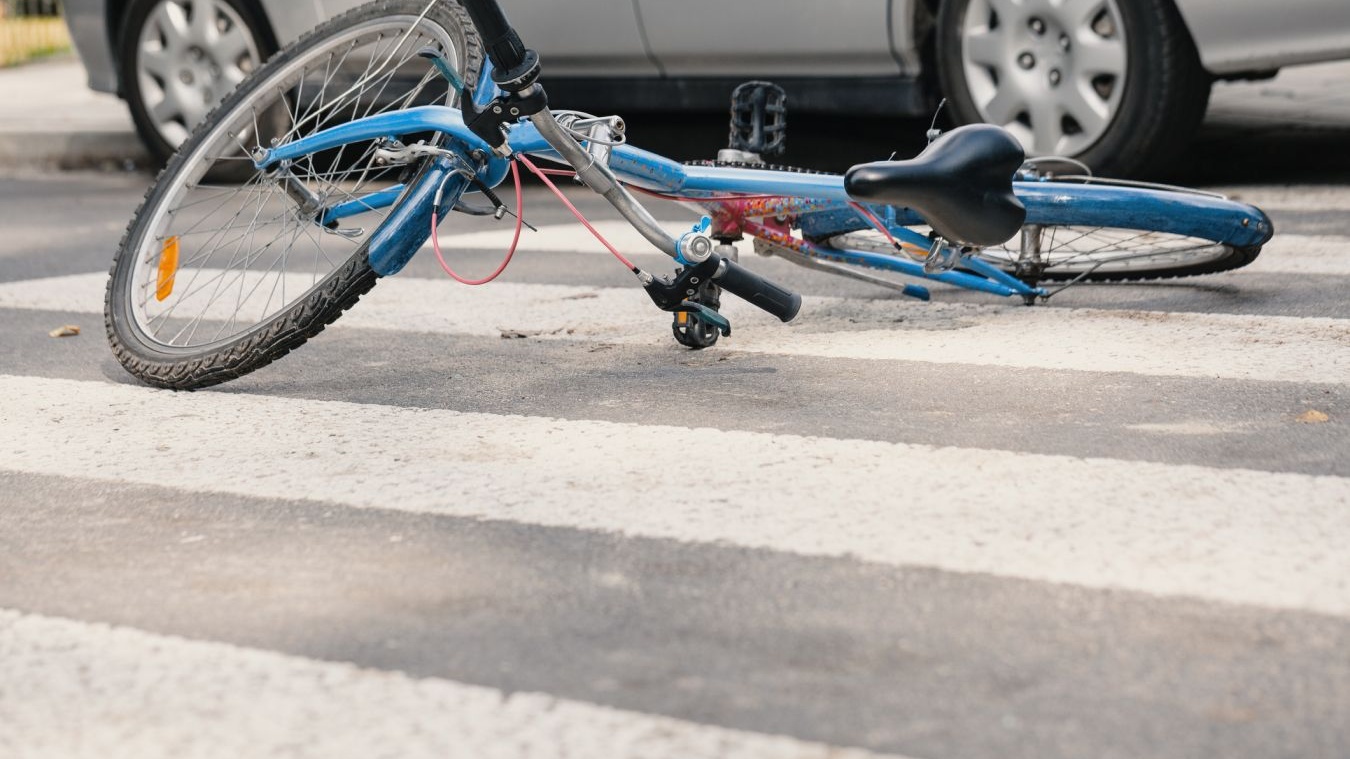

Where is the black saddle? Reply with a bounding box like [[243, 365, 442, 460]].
[[844, 124, 1027, 247]]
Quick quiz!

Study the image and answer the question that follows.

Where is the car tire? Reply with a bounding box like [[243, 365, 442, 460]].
[[935, 0, 1211, 178], [119, 0, 274, 165]]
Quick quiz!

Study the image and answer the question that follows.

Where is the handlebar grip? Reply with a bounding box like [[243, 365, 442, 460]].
[[716, 259, 802, 323], [460, 0, 529, 76]]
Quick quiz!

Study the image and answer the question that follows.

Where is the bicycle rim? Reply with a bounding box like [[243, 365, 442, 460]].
[[120, 13, 461, 353], [827, 225, 1242, 283], [972, 225, 1239, 281]]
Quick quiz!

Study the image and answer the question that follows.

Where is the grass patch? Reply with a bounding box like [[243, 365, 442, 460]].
[[0, 16, 71, 67]]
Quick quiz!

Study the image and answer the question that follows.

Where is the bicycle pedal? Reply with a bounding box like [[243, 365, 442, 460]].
[[728, 81, 787, 158], [674, 300, 731, 337]]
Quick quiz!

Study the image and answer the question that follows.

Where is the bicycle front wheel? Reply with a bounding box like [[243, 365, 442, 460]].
[[106, 0, 482, 389]]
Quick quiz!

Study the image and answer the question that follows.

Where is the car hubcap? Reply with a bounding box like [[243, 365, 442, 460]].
[[137, 0, 261, 148], [960, 0, 1128, 157]]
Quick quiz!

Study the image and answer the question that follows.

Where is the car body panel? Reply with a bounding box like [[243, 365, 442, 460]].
[[259, 0, 329, 49], [1174, 0, 1350, 75], [316, 0, 658, 76], [62, 0, 1350, 101], [888, 0, 924, 76], [62, 0, 119, 92], [638, 0, 899, 77]]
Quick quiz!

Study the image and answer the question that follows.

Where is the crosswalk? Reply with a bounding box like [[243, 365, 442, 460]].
[[3, 373, 1348, 614], [427, 222, 1350, 277], [1, 202, 1348, 759], [0, 610, 905, 759], [4, 269, 1349, 383]]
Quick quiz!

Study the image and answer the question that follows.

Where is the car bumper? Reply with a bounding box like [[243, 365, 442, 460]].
[[63, 0, 119, 95]]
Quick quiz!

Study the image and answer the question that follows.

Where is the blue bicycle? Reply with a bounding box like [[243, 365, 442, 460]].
[[105, 0, 1274, 388]]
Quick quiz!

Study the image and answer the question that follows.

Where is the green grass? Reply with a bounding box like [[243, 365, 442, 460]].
[[0, 16, 71, 67]]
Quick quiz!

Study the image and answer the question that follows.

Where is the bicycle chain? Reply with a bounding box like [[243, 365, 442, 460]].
[[683, 160, 828, 175]]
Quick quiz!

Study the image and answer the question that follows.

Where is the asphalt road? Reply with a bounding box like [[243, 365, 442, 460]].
[[1, 112, 1349, 757]]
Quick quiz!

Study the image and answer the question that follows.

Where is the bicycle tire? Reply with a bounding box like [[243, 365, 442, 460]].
[[803, 182, 1272, 285], [106, 0, 483, 390]]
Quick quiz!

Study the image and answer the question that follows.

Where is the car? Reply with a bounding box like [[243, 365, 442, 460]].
[[62, 0, 1350, 176]]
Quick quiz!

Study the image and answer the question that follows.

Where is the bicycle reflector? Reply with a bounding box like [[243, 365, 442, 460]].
[[156, 236, 180, 302]]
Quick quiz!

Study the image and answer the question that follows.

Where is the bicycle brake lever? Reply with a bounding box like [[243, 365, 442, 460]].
[[417, 47, 466, 94], [640, 256, 732, 336], [641, 256, 722, 311]]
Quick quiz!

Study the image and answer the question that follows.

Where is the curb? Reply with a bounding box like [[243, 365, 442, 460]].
[[0, 130, 151, 172]]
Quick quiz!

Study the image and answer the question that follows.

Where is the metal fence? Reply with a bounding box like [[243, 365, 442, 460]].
[[0, 0, 69, 67]]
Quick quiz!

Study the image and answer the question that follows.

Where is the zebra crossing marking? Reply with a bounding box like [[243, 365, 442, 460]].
[[2, 375, 1347, 615], [0, 608, 909, 759], [2, 272, 1346, 384], [424, 222, 1350, 276]]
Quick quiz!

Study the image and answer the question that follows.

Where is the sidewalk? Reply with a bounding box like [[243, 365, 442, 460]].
[[0, 54, 148, 171], [0, 54, 1346, 173]]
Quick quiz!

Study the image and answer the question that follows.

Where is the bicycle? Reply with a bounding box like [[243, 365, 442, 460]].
[[104, 0, 1275, 388]]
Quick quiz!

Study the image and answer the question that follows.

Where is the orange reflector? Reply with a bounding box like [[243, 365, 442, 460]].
[[156, 236, 180, 302], [675, 312, 688, 325]]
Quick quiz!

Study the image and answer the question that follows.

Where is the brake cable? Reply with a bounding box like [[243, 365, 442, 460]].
[[430, 159, 524, 285]]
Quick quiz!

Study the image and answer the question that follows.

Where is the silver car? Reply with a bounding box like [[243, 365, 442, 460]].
[[63, 0, 1350, 176]]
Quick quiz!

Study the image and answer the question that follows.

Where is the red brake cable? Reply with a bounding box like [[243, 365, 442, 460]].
[[430, 159, 524, 285], [517, 154, 638, 271]]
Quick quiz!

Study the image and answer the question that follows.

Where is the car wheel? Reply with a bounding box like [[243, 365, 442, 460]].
[[936, 0, 1211, 178], [119, 0, 273, 164]]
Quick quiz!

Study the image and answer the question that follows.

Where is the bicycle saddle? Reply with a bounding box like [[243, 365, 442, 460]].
[[844, 124, 1027, 247]]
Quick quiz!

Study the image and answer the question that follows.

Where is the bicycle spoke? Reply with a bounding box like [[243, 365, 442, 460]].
[[829, 221, 1235, 286], [123, 12, 458, 352]]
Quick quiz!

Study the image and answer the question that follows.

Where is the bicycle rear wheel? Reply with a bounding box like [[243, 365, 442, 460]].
[[106, 0, 482, 389], [809, 181, 1272, 286], [968, 226, 1261, 283]]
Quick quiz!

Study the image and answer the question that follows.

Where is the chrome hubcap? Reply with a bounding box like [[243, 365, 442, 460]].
[[137, 0, 261, 148], [961, 0, 1128, 157]]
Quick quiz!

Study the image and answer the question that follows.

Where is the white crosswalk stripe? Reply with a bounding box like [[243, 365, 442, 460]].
[[0, 609, 910, 759], [2, 375, 1347, 616], [1246, 235, 1350, 275], [432, 219, 706, 255], [427, 223, 1350, 275], [2, 272, 1347, 383], [1210, 184, 1350, 210]]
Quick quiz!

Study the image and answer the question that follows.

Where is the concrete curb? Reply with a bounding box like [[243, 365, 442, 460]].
[[0, 130, 151, 172], [0, 55, 151, 172]]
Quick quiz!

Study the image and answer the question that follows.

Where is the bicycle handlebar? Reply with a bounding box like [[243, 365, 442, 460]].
[[459, 0, 537, 89], [459, 1, 801, 325], [716, 259, 802, 322]]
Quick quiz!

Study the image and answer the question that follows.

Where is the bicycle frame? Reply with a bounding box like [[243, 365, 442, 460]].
[[255, 59, 1270, 301]]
